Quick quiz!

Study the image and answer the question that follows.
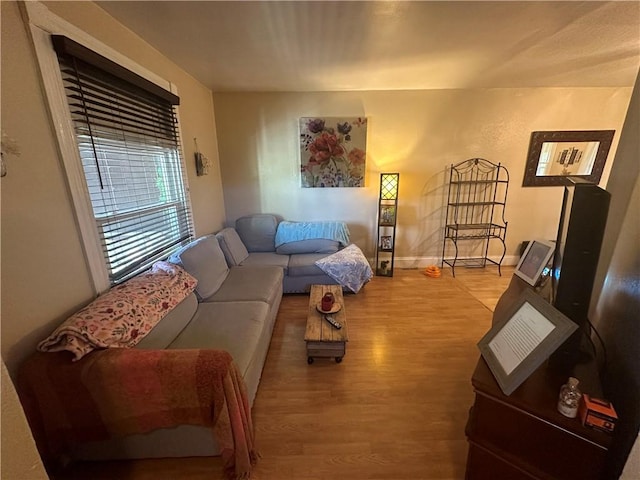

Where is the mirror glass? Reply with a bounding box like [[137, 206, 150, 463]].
[[536, 141, 600, 176]]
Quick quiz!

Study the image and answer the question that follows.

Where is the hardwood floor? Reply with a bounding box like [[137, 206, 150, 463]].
[[449, 265, 514, 312], [53, 267, 513, 480]]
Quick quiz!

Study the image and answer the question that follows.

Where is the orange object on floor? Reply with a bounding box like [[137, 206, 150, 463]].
[[423, 265, 441, 278]]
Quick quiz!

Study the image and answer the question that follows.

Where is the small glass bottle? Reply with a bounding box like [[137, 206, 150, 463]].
[[557, 377, 582, 418]]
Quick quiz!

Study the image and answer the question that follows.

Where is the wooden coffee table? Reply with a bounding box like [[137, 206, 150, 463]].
[[305, 284, 348, 364]]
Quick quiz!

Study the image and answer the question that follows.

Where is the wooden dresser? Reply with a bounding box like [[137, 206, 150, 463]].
[[465, 357, 613, 479]]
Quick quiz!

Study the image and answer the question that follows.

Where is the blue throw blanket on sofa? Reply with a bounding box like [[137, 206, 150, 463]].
[[275, 221, 350, 248]]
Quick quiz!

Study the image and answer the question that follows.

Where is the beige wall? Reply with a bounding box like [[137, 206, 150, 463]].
[[213, 88, 632, 266], [1, 360, 48, 479], [1, 0, 225, 376]]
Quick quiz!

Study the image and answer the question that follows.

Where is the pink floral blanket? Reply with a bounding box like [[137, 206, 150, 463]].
[[37, 261, 197, 361]]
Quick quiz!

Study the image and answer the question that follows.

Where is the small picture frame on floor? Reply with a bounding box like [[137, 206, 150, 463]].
[[377, 260, 391, 276]]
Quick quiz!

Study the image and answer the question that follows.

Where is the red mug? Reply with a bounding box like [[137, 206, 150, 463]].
[[321, 293, 335, 311]]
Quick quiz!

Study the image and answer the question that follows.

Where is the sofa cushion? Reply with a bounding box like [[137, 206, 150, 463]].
[[167, 301, 270, 378], [287, 253, 332, 277], [202, 266, 283, 305], [135, 293, 198, 349], [241, 252, 289, 273], [275, 239, 339, 255], [216, 228, 249, 266], [169, 235, 229, 300], [235, 214, 278, 252]]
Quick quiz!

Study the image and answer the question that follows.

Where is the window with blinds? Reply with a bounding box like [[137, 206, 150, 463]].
[[52, 35, 194, 285]]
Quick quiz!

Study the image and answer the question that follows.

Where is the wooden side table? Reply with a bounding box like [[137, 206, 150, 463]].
[[304, 284, 348, 364]]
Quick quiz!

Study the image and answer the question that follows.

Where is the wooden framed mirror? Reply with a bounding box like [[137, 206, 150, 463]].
[[522, 130, 615, 187]]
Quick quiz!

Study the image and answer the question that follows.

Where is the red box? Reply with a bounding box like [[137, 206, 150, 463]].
[[579, 394, 617, 433]]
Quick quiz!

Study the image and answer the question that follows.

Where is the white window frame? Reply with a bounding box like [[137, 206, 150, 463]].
[[22, 1, 192, 294]]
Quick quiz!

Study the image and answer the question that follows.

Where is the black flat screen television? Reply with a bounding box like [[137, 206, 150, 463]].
[[549, 178, 611, 372]]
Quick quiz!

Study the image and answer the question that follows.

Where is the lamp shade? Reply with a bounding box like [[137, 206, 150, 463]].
[[380, 173, 399, 200]]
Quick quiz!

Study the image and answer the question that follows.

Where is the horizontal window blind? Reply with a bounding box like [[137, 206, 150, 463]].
[[53, 36, 193, 284]]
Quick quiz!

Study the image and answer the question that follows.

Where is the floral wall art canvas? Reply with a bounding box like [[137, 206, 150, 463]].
[[299, 117, 368, 188]]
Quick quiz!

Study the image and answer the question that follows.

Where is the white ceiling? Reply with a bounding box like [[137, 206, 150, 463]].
[[95, 1, 640, 92]]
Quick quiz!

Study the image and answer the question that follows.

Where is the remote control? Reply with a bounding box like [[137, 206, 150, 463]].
[[324, 315, 342, 329]]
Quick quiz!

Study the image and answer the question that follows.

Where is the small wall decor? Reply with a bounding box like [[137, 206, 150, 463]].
[[299, 117, 367, 187], [522, 130, 615, 187], [1, 130, 21, 177], [194, 137, 210, 176]]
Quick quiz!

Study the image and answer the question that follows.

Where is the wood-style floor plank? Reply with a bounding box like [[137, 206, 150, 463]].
[[52, 267, 513, 480]]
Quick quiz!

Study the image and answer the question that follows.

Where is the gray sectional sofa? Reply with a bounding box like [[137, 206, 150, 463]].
[[73, 233, 283, 460], [40, 214, 354, 461], [216, 213, 344, 293]]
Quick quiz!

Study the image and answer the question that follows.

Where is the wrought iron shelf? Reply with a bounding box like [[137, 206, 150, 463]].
[[442, 256, 502, 269], [447, 201, 506, 207], [441, 158, 509, 277], [450, 179, 509, 185], [445, 223, 506, 239]]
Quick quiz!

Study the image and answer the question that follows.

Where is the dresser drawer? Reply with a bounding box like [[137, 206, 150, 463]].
[[467, 392, 607, 480], [466, 443, 537, 480]]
